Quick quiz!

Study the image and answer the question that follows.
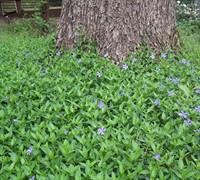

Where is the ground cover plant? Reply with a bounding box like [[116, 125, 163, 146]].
[[0, 20, 200, 179]]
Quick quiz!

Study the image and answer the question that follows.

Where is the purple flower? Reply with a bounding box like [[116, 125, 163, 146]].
[[155, 68, 160, 72], [2, 97, 9, 102], [150, 53, 155, 59], [154, 153, 161, 159], [97, 127, 106, 135], [161, 53, 167, 58], [27, 146, 33, 155], [195, 106, 200, 113], [56, 51, 61, 57], [192, 68, 195, 73], [184, 119, 191, 126], [25, 52, 28, 58], [98, 101, 104, 109], [182, 59, 190, 66], [159, 84, 164, 89], [64, 129, 68, 135], [178, 110, 188, 118], [29, 176, 35, 180], [72, 53, 76, 57], [182, 59, 187, 64], [168, 90, 174, 96], [143, 84, 147, 89], [13, 119, 19, 123], [17, 61, 21, 68], [132, 57, 138, 62], [88, 95, 92, 99], [96, 72, 102, 78], [195, 89, 200, 94], [167, 77, 172, 82], [122, 64, 128, 70], [77, 59, 82, 63], [154, 99, 160, 106], [120, 90, 126, 95], [172, 78, 179, 84]]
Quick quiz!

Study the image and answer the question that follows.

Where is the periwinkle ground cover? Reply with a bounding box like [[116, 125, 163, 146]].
[[0, 29, 200, 180]]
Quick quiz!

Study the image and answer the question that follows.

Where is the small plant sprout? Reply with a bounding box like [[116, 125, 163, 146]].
[[98, 127, 106, 135]]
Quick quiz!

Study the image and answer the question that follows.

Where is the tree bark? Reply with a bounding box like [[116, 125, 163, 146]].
[[196, 0, 200, 8], [56, 0, 178, 64], [41, 0, 49, 21]]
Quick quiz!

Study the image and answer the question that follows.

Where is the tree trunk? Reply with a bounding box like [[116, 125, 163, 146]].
[[196, 0, 200, 8], [56, 0, 178, 64], [41, 0, 49, 21]]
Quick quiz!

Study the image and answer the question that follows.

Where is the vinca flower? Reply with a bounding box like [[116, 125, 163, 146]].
[[159, 84, 164, 89], [172, 78, 179, 84], [161, 53, 167, 58], [13, 119, 18, 123], [168, 90, 174, 96], [195, 89, 200, 94], [181, 59, 190, 66], [98, 127, 106, 135], [72, 53, 76, 57], [184, 119, 191, 126], [96, 72, 102, 78], [64, 129, 68, 135], [150, 53, 155, 59], [27, 146, 33, 155], [122, 64, 128, 70], [195, 106, 200, 113], [154, 99, 160, 106], [29, 176, 35, 180], [17, 61, 21, 68], [98, 101, 104, 109], [154, 154, 161, 159], [178, 110, 188, 118], [132, 57, 138, 62], [56, 51, 61, 57]]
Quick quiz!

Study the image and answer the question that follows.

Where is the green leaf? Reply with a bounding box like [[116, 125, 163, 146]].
[[178, 84, 190, 98]]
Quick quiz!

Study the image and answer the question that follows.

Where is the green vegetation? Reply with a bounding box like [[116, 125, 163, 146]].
[[0, 14, 200, 180]]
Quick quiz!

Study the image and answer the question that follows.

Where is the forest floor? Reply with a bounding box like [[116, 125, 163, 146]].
[[0, 20, 200, 179]]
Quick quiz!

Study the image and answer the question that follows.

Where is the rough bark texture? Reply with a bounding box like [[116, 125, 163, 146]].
[[196, 0, 200, 8], [56, 0, 178, 64]]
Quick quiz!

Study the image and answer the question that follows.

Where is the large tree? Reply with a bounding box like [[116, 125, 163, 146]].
[[56, 0, 178, 64]]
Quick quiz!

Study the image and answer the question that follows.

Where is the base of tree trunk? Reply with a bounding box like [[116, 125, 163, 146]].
[[56, 0, 178, 64]]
